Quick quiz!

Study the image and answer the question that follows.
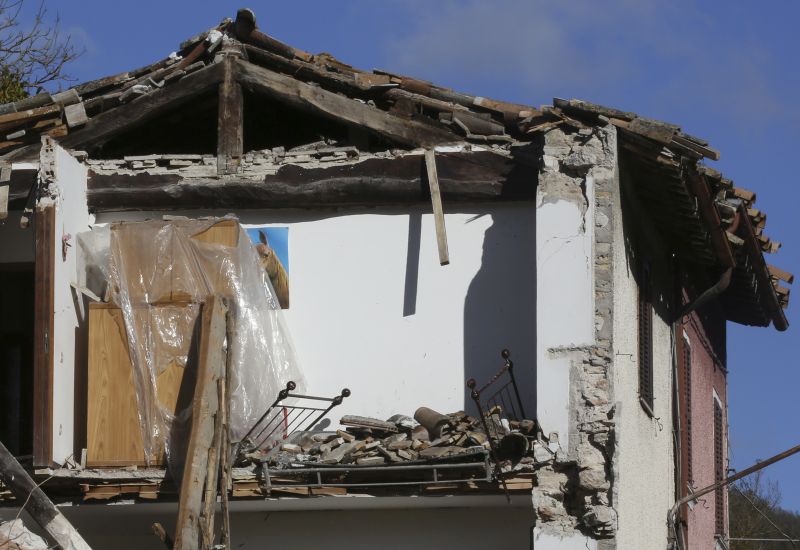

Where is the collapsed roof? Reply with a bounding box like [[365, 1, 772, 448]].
[[0, 8, 790, 330]]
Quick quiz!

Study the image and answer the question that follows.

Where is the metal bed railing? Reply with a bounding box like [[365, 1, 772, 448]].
[[236, 382, 350, 458], [466, 349, 540, 499], [261, 451, 492, 494]]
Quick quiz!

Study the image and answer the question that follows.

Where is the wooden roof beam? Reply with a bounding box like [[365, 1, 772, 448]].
[[236, 60, 456, 148], [57, 61, 225, 152]]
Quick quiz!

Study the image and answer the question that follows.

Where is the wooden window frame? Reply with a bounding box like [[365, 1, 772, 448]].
[[638, 260, 654, 415]]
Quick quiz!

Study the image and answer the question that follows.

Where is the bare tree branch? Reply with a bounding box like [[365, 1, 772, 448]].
[[0, 0, 83, 100]]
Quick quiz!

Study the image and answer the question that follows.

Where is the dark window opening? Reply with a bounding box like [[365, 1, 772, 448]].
[[714, 399, 725, 535], [638, 260, 654, 414], [0, 265, 35, 458]]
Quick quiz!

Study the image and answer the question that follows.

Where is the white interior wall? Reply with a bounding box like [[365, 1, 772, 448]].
[[535, 178, 595, 450], [50, 144, 93, 464], [96, 204, 537, 424]]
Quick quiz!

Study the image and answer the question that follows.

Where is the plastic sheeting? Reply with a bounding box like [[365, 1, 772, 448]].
[[80, 217, 304, 467]]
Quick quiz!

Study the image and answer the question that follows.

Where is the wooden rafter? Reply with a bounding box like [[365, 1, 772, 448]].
[[236, 59, 456, 148]]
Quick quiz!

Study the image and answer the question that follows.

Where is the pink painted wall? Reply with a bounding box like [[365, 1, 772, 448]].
[[682, 304, 728, 548]]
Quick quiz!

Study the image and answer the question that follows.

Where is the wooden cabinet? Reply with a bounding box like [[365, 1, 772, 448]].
[[87, 303, 199, 467], [86, 219, 239, 467], [87, 303, 148, 466]]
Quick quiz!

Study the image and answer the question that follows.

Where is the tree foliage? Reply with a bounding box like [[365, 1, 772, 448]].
[[0, 0, 81, 101], [729, 471, 800, 549]]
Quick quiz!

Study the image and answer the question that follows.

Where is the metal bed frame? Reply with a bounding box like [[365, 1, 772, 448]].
[[236, 381, 350, 458], [466, 349, 540, 499]]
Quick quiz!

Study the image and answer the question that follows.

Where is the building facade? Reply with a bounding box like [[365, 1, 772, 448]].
[[0, 10, 790, 550]]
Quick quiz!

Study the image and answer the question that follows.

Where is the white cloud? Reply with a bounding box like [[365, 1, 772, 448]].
[[379, 0, 796, 131]]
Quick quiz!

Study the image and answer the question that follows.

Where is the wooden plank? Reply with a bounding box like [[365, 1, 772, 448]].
[[671, 134, 721, 161], [33, 205, 55, 467], [191, 219, 240, 247], [237, 60, 456, 147], [219, 308, 234, 549], [243, 45, 360, 97], [733, 187, 756, 203], [768, 264, 794, 284], [174, 295, 228, 550], [200, 377, 225, 549], [686, 173, 736, 269], [0, 440, 93, 549], [0, 182, 7, 220], [0, 104, 61, 127], [425, 149, 449, 265], [87, 305, 147, 466], [86, 150, 537, 211], [217, 57, 244, 175], [152, 522, 175, 550], [57, 62, 225, 152]]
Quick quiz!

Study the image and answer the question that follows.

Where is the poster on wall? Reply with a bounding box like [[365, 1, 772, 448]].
[[245, 226, 289, 309]]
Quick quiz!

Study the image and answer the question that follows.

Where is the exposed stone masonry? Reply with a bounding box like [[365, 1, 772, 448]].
[[532, 124, 618, 542]]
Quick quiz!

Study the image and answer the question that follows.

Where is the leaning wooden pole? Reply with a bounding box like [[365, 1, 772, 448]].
[[0, 439, 92, 550], [424, 149, 449, 266]]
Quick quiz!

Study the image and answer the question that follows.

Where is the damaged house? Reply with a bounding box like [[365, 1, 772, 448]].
[[0, 9, 792, 550]]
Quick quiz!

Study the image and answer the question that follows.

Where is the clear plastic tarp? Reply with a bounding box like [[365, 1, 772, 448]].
[[79, 217, 304, 468]]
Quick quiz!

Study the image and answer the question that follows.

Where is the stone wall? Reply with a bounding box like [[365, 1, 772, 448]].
[[532, 124, 618, 544]]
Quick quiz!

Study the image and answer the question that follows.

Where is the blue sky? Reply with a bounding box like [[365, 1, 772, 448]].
[[32, 1, 800, 510]]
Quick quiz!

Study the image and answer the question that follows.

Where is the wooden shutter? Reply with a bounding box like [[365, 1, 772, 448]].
[[683, 342, 693, 486], [714, 399, 725, 535], [638, 261, 654, 413]]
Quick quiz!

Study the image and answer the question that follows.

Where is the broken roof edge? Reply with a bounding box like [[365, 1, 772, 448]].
[[561, 95, 791, 329]]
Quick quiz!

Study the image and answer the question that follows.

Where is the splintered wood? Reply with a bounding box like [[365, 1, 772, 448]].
[[173, 295, 229, 550]]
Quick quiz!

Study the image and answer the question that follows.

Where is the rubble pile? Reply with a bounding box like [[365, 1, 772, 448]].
[[241, 406, 542, 473]]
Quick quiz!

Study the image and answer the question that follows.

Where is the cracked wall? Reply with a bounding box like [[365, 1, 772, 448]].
[[533, 124, 618, 547]]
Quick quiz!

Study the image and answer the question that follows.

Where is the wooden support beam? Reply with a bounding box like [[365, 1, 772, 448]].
[[174, 295, 228, 550], [424, 149, 449, 265], [236, 60, 455, 147], [200, 377, 224, 548], [735, 203, 789, 331], [87, 150, 537, 211], [686, 173, 736, 270], [0, 440, 92, 549], [217, 57, 244, 176], [152, 522, 174, 549], [219, 310, 234, 550], [33, 205, 55, 466]]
